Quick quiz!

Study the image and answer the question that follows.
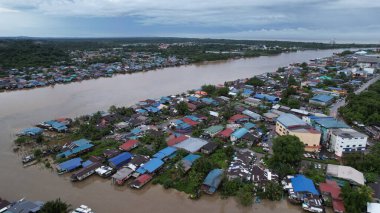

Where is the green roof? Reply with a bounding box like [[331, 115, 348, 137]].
[[205, 125, 224, 134]]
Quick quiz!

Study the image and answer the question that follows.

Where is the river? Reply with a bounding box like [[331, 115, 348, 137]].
[[0, 49, 343, 212]]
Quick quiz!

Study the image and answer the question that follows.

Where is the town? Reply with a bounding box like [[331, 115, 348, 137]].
[[0, 38, 374, 93], [4, 49, 380, 213]]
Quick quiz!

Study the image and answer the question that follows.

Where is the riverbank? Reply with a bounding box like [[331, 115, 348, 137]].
[[0, 49, 352, 213]]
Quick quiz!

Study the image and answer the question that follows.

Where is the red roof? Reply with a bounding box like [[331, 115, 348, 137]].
[[218, 128, 234, 138], [137, 174, 152, 183], [167, 135, 188, 146], [119, 139, 139, 151], [228, 114, 249, 123], [182, 117, 198, 126], [187, 103, 197, 111], [319, 180, 345, 213]]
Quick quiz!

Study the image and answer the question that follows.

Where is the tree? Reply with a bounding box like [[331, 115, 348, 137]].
[[237, 184, 254, 206], [246, 76, 264, 87], [220, 178, 243, 198], [40, 198, 71, 213], [287, 75, 298, 86], [175, 101, 189, 115], [108, 105, 117, 114], [341, 184, 372, 213], [262, 182, 283, 201], [268, 135, 304, 178], [201, 84, 216, 95]]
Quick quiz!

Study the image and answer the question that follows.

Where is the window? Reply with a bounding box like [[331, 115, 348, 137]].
[[353, 145, 356, 147], [346, 145, 350, 147]]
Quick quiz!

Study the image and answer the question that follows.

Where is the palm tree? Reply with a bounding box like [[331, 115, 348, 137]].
[[39, 198, 72, 213]]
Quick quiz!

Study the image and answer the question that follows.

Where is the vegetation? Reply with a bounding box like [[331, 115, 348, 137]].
[[341, 184, 372, 213], [237, 184, 255, 206], [39, 198, 71, 213], [340, 80, 380, 125], [176, 101, 190, 115], [246, 76, 265, 87], [268, 135, 304, 178], [259, 182, 283, 201], [342, 142, 380, 182]]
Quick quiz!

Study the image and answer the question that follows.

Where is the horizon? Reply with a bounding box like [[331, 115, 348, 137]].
[[1, 1, 380, 43]]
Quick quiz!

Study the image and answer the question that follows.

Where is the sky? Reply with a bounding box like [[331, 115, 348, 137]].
[[0, 0, 380, 43]]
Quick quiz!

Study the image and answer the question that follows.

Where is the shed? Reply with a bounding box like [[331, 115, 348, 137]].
[[201, 169, 224, 194], [136, 158, 164, 174], [56, 157, 83, 173], [291, 175, 319, 195]]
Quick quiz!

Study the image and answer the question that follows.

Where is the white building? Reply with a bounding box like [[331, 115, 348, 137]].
[[329, 128, 367, 157]]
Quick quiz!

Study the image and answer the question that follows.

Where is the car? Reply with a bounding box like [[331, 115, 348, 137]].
[[314, 164, 318, 169], [318, 164, 322, 169]]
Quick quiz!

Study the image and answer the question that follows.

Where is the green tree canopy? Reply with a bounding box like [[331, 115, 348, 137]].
[[268, 135, 304, 178], [39, 198, 71, 213], [341, 184, 372, 213]]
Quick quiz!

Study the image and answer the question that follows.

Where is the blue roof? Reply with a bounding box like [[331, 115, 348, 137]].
[[291, 175, 319, 195], [57, 139, 93, 158], [188, 96, 199, 102], [136, 109, 147, 114], [185, 115, 201, 121], [277, 113, 307, 128], [145, 106, 160, 113], [153, 147, 177, 160], [81, 160, 93, 168], [136, 158, 164, 174], [254, 93, 279, 102], [244, 122, 256, 130], [20, 127, 43, 136], [57, 157, 83, 172], [242, 109, 262, 119], [174, 119, 184, 125], [131, 127, 142, 135], [183, 154, 201, 164], [203, 169, 223, 193], [44, 120, 67, 131], [108, 152, 132, 168], [311, 117, 350, 129], [232, 128, 249, 139], [177, 123, 192, 130], [310, 94, 334, 103]]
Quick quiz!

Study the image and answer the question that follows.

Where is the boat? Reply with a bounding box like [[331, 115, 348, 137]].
[[71, 205, 94, 213], [95, 165, 114, 178]]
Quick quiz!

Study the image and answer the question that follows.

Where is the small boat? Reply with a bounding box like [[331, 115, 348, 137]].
[[71, 205, 94, 213], [22, 155, 35, 164]]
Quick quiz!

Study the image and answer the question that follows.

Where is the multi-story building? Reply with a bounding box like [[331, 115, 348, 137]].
[[329, 128, 367, 157], [276, 113, 321, 152]]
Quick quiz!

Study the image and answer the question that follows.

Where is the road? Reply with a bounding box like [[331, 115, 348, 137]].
[[329, 74, 380, 118]]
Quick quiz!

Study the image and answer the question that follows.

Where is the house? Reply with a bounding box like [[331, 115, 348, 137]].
[[5, 199, 44, 213], [254, 93, 280, 103], [127, 154, 150, 171], [103, 149, 120, 159], [177, 154, 201, 172], [19, 127, 43, 136], [56, 157, 83, 174], [153, 147, 177, 161], [130, 174, 153, 189], [227, 150, 255, 182], [309, 116, 350, 143], [56, 139, 94, 159], [167, 135, 188, 146], [119, 139, 139, 151], [284, 175, 320, 206], [203, 125, 224, 138], [201, 169, 224, 194], [244, 97, 262, 107], [319, 180, 345, 213], [309, 94, 335, 106], [252, 165, 278, 184], [242, 109, 262, 121], [173, 137, 208, 153], [276, 114, 321, 152], [42, 120, 68, 132], [228, 114, 249, 124], [231, 128, 249, 142], [112, 168, 134, 185], [70, 162, 102, 182], [326, 164, 365, 185], [108, 152, 133, 169], [136, 158, 164, 174], [201, 142, 218, 155], [329, 128, 368, 157], [217, 128, 234, 141]]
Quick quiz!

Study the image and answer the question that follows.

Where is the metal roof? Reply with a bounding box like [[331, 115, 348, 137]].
[[291, 175, 319, 195], [326, 164, 365, 185], [173, 137, 208, 153], [277, 113, 307, 128]]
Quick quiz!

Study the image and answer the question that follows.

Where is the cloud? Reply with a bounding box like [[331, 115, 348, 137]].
[[0, 0, 379, 42]]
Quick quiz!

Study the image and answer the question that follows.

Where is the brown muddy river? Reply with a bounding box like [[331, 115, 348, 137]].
[[0, 49, 343, 212]]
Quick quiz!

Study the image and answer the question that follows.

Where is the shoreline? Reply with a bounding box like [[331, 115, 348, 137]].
[[0, 49, 353, 213]]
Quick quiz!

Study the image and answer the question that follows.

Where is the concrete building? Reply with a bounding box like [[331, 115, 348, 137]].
[[329, 128, 368, 157], [276, 114, 322, 152]]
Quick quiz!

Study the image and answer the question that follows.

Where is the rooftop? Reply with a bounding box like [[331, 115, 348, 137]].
[[277, 113, 307, 128]]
